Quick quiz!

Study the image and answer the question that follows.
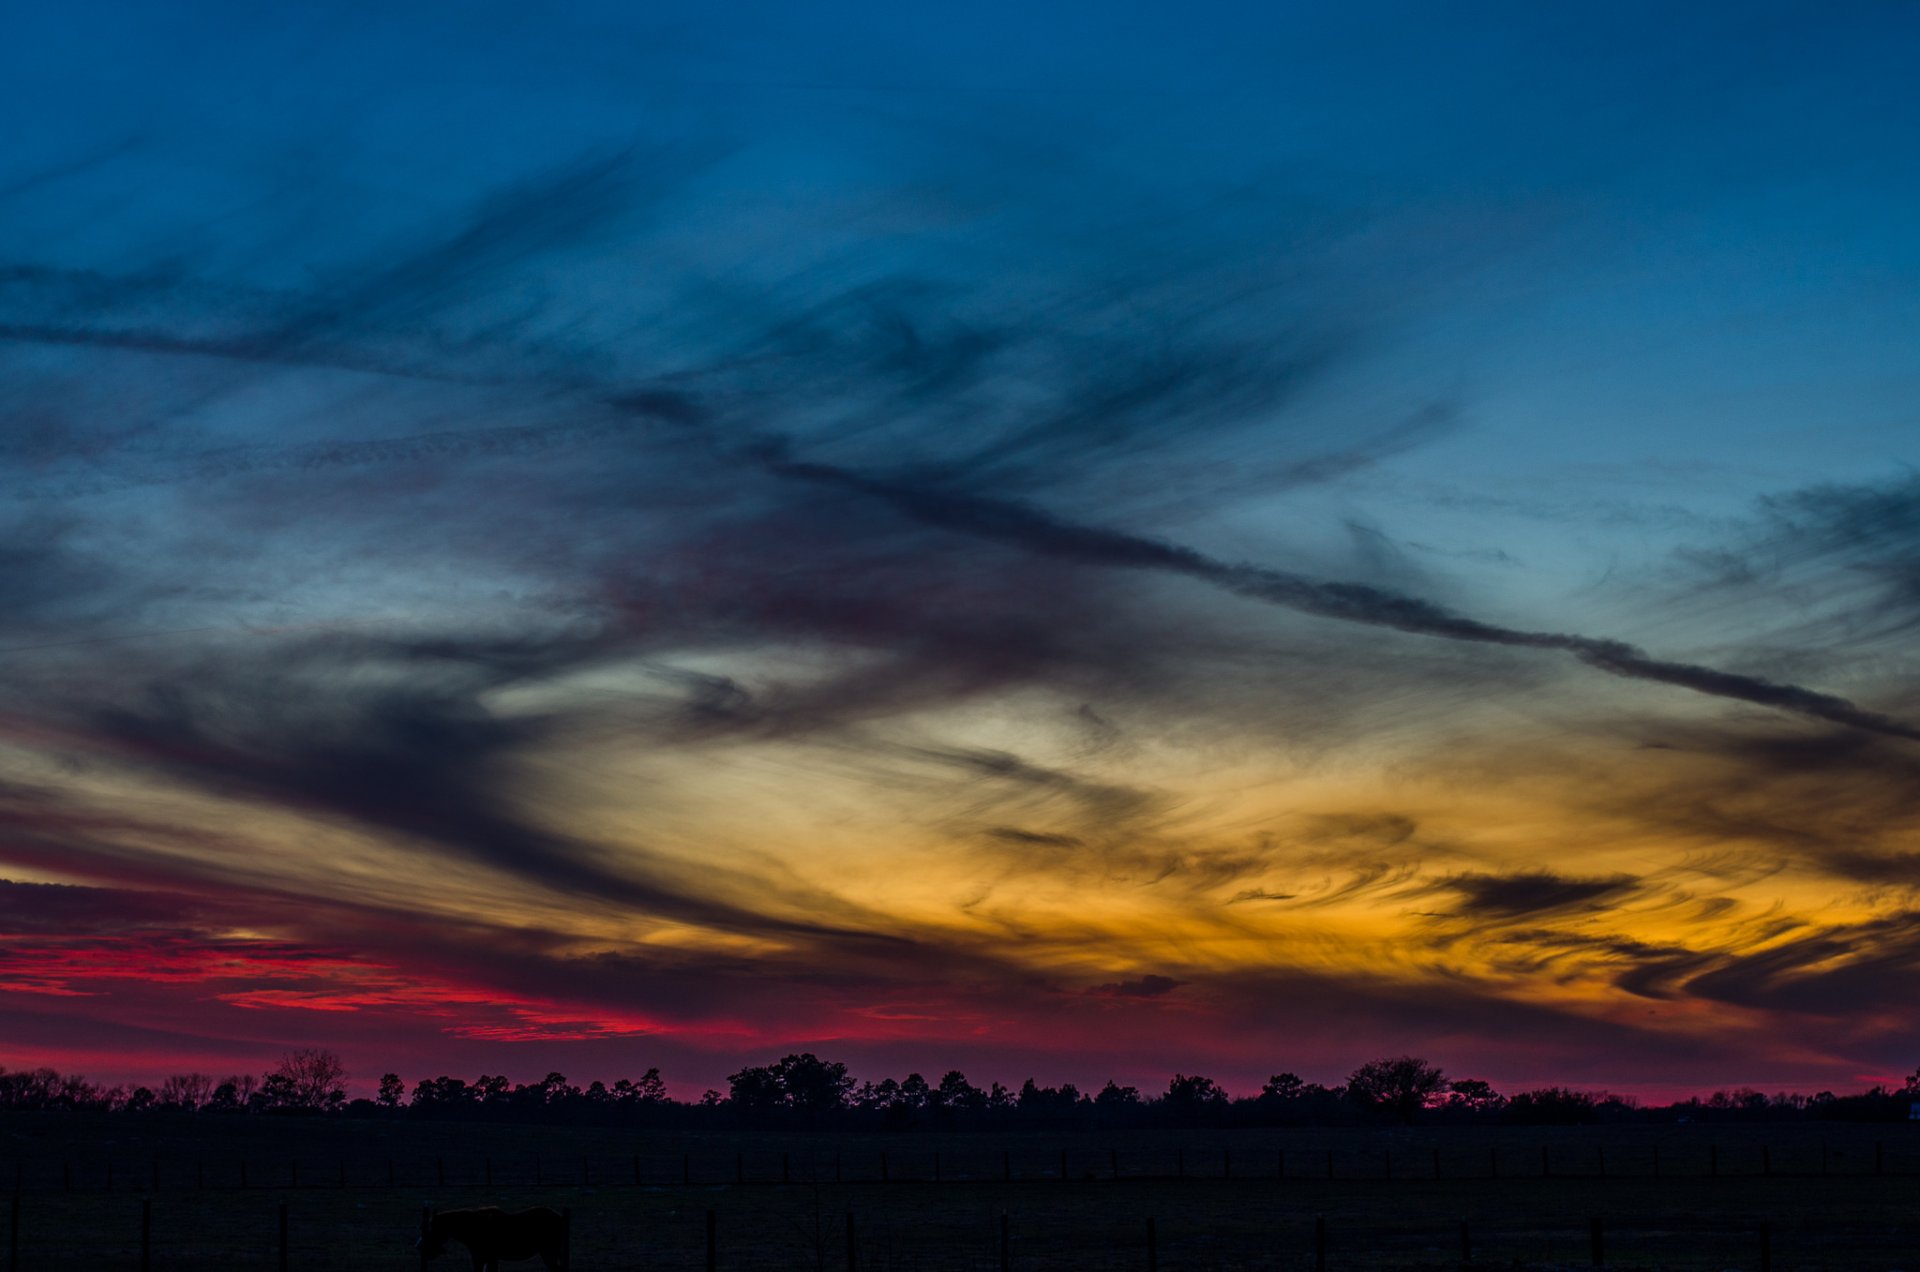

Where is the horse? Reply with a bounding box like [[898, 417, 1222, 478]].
[[417, 1206, 568, 1271]]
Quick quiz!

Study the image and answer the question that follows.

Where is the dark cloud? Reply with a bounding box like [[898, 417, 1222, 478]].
[[1441, 871, 1640, 918], [985, 827, 1084, 849], [758, 450, 1920, 742], [0, 878, 226, 935], [1673, 475, 1920, 647], [1091, 974, 1184, 998], [65, 633, 901, 944]]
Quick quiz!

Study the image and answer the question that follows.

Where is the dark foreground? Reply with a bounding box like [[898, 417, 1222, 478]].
[[5, 1115, 1919, 1269]]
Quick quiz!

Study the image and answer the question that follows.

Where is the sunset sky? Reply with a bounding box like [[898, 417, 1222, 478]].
[[4, 1, 1920, 1102]]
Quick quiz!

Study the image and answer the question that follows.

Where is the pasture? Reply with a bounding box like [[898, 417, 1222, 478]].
[[4, 1115, 1919, 1269]]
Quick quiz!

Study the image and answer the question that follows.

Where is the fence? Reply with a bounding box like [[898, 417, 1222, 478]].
[[0, 1136, 1906, 1196], [0, 1192, 1832, 1271]]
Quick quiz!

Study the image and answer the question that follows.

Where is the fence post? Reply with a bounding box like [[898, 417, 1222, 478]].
[[1589, 1215, 1603, 1267], [845, 1211, 856, 1272], [420, 1205, 432, 1272], [705, 1208, 716, 1272], [278, 1200, 289, 1272], [1314, 1215, 1327, 1272], [1000, 1212, 1010, 1272], [1146, 1217, 1158, 1272], [141, 1197, 152, 1272]]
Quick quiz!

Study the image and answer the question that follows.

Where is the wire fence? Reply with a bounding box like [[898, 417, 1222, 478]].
[[8, 1188, 1913, 1271], [2, 1135, 1908, 1195]]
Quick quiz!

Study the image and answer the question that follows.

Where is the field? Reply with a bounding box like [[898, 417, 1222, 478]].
[[5, 1115, 1920, 1269]]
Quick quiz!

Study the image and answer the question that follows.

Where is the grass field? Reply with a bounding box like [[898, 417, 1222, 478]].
[[5, 1115, 1920, 1269]]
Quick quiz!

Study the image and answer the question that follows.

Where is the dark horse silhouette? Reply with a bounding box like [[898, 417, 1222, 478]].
[[417, 1206, 568, 1270]]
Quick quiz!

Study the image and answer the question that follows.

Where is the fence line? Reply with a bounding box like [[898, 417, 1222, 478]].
[[0, 1137, 1901, 1196], [0, 1196, 1813, 1272]]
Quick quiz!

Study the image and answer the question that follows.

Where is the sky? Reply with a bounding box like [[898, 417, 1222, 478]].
[[2, 0, 1919, 1102]]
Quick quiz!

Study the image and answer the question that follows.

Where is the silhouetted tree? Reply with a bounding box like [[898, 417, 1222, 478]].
[[158, 1073, 213, 1112], [1504, 1086, 1597, 1124], [267, 1048, 347, 1112], [612, 1067, 667, 1106], [206, 1075, 255, 1113], [1260, 1073, 1305, 1102], [727, 1053, 853, 1122], [1442, 1077, 1504, 1114], [936, 1070, 986, 1114], [1347, 1055, 1446, 1122], [376, 1073, 405, 1110], [410, 1075, 476, 1113], [1160, 1073, 1229, 1122]]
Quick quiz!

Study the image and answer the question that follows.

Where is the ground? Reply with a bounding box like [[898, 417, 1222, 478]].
[[4, 1115, 1918, 1268]]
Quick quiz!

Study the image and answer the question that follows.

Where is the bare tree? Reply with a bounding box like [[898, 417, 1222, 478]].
[[268, 1048, 348, 1111], [158, 1072, 214, 1111]]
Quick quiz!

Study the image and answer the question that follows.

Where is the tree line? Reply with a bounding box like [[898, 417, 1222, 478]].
[[5, 1050, 1918, 1127]]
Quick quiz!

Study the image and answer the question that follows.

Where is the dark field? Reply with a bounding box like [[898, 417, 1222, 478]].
[[6, 1115, 1920, 1269]]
